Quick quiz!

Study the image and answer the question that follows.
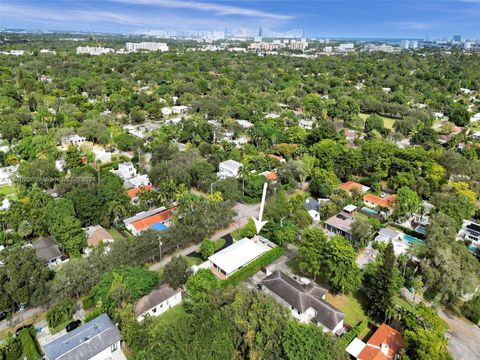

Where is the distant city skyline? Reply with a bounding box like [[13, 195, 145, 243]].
[[1, 0, 480, 38]]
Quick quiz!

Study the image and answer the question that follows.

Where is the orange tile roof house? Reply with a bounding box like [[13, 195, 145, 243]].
[[340, 181, 370, 194], [363, 194, 396, 209], [346, 323, 404, 360], [123, 207, 175, 236], [127, 185, 155, 199]]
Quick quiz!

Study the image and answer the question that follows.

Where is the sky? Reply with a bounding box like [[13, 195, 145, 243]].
[[1, 0, 479, 38]]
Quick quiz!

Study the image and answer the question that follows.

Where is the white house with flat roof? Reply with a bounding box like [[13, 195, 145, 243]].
[[218, 160, 242, 179], [208, 236, 273, 278]]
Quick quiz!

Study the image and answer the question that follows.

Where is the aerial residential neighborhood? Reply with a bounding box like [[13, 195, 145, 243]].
[[0, 1, 480, 359]]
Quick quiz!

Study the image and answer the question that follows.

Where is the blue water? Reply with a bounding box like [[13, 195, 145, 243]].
[[415, 226, 427, 235], [150, 223, 167, 231], [403, 234, 424, 244], [469, 245, 478, 254], [361, 207, 378, 215]]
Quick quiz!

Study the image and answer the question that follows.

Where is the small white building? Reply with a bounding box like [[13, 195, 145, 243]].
[[470, 113, 480, 123], [125, 174, 151, 189], [218, 160, 242, 179], [299, 119, 314, 129], [458, 220, 480, 246], [0, 165, 18, 185], [208, 237, 272, 278], [92, 148, 112, 164], [236, 119, 254, 129], [134, 285, 182, 322], [110, 162, 137, 181], [61, 134, 86, 147]]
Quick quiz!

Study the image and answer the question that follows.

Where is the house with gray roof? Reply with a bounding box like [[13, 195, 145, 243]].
[[44, 313, 125, 360], [260, 271, 345, 334], [134, 285, 182, 322], [33, 236, 62, 268]]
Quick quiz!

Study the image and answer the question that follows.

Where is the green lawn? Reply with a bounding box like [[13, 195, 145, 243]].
[[155, 304, 186, 324], [185, 256, 203, 267], [214, 238, 226, 251], [359, 113, 396, 130], [325, 291, 370, 338], [107, 227, 125, 241], [0, 185, 16, 196]]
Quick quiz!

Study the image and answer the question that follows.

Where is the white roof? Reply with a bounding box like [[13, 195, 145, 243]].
[[208, 237, 270, 275], [219, 160, 242, 171], [346, 338, 366, 357], [344, 204, 357, 212]]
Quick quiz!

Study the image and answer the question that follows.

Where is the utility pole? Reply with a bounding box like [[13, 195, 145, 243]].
[[159, 238, 163, 262]]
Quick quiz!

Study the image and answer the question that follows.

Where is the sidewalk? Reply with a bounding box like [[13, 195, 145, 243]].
[[0, 305, 46, 337]]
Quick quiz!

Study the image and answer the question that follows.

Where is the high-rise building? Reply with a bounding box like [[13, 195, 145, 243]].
[[400, 40, 410, 49], [453, 35, 462, 42], [125, 42, 169, 52], [76, 46, 113, 55], [259, 27, 263, 37], [410, 40, 418, 49]]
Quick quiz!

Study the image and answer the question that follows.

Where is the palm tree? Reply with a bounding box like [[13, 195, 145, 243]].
[[105, 201, 127, 226]]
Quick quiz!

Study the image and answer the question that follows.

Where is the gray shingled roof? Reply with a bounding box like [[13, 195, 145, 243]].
[[304, 198, 319, 212], [33, 236, 62, 262], [134, 285, 181, 316], [261, 271, 344, 331], [44, 313, 121, 360]]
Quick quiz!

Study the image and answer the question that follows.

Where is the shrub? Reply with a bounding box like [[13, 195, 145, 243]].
[[221, 247, 285, 288], [462, 295, 480, 324], [46, 298, 75, 328], [82, 296, 95, 310], [339, 321, 367, 348]]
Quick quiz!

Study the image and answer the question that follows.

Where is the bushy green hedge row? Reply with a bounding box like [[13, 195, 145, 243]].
[[18, 329, 42, 360], [221, 246, 285, 288], [339, 321, 367, 348], [0, 337, 22, 360]]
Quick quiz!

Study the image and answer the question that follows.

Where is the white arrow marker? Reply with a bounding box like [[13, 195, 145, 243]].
[[253, 182, 268, 234]]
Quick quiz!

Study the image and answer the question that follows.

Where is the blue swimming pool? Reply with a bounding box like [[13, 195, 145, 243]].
[[403, 234, 424, 244], [361, 207, 378, 216], [415, 226, 427, 235], [469, 245, 478, 254]]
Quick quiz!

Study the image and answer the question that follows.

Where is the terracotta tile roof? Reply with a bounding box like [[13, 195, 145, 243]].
[[363, 194, 396, 208], [358, 323, 404, 360], [127, 185, 155, 199], [264, 171, 279, 181], [131, 208, 175, 232], [340, 181, 370, 193], [268, 154, 286, 162]]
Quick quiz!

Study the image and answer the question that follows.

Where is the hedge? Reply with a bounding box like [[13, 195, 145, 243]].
[[18, 329, 42, 360], [221, 246, 285, 288], [1, 337, 22, 360], [339, 321, 367, 348], [388, 222, 426, 240]]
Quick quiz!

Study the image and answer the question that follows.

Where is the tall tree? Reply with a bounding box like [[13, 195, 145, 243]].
[[365, 242, 396, 322]]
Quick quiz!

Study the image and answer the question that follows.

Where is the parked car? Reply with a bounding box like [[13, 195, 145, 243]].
[[0, 311, 7, 321], [65, 320, 82, 332], [15, 324, 33, 336]]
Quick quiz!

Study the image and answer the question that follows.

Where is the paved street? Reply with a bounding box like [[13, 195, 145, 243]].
[[0, 305, 46, 336], [400, 288, 480, 360]]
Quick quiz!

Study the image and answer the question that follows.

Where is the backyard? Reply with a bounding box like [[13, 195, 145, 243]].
[[359, 113, 396, 130]]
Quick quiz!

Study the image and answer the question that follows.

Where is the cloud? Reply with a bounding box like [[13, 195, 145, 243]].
[[109, 0, 294, 20], [388, 21, 433, 30]]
